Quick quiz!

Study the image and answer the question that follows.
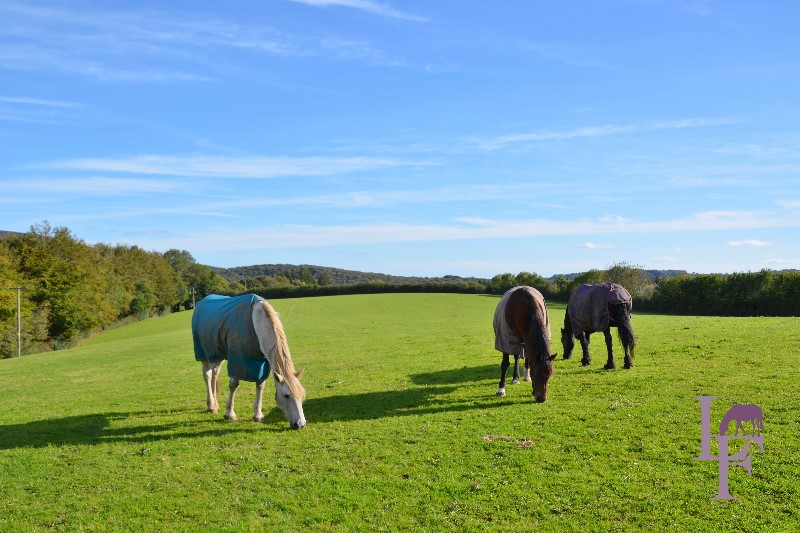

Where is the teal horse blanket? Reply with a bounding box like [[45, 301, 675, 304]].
[[192, 294, 271, 382]]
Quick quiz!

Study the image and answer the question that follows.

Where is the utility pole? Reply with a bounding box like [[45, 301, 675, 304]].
[[4, 287, 26, 357]]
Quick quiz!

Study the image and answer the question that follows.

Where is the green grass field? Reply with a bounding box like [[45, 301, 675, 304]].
[[0, 293, 798, 531]]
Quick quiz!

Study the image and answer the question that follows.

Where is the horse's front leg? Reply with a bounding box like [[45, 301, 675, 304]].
[[202, 360, 222, 413], [252, 379, 266, 422], [603, 328, 615, 370], [497, 352, 511, 397], [578, 332, 591, 366], [224, 377, 241, 421], [522, 346, 531, 382]]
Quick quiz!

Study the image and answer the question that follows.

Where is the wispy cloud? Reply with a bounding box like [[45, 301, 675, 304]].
[[0, 1, 405, 83], [0, 95, 80, 108], [133, 209, 800, 252], [43, 155, 425, 178], [287, 0, 428, 21], [0, 94, 83, 123], [578, 242, 611, 249], [475, 118, 740, 150], [651, 255, 680, 263], [727, 239, 772, 247], [5, 177, 188, 196]]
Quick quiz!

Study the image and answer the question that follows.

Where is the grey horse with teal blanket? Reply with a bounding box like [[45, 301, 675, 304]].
[[192, 294, 306, 429]]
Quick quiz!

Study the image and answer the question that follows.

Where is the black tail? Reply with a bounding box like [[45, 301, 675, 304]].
[[610, 302, 635, 352]]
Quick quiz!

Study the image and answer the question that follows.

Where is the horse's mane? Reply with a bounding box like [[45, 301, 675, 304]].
[[260, 300, 306, 400], [528, 298, 552, 363], [510, 287, 552, 362]]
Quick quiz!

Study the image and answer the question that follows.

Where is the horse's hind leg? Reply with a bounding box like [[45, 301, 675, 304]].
[[224, 377, 241, 421], [252, 380, 266, 422], [578, 332, 591, 366], [497, 353, 512, 397], [511, 353, 521, 385], [603, 329, 615, 370]]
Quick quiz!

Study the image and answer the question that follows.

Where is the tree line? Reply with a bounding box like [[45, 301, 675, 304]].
[[486, 263, 799, 317], [2, 224, 797, 357], [0, 223, 229, 356]]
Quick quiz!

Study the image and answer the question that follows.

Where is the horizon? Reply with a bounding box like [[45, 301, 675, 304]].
[[2, 1, 799, 279]]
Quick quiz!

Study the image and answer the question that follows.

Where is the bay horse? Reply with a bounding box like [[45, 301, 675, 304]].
[[192, 294, 306, 429], [493, 286, 557, 402], [561, 283, 635, 370]]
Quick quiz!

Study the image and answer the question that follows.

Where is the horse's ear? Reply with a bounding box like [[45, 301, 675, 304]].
[[295, 368, 305, 380], [274, 372, 285, 383], [549, 353, 558, 362]]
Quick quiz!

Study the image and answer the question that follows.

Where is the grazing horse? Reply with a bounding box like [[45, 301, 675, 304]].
[[493, 286, 557, 402], [720, 404, 763, 436], [561, 283, 635, 370], [192, 294, 306, 429]]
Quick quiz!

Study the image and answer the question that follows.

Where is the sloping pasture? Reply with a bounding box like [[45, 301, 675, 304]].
[[0, 293, 798, 531]]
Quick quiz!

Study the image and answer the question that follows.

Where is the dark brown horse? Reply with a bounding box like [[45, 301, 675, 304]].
[[493, 286, 557, 402], [561, 283, 635, 370]]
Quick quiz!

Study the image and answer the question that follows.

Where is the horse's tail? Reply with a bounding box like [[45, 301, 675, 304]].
[[260, 300, 306, 400], [610, 302, 635, 356]]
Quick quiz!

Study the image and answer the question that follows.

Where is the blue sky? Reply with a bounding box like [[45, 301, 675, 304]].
[[2, 0, 799, 277]]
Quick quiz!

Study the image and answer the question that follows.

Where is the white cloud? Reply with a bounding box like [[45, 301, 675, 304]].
[[475, 118, 740, 150], [5, 177, 188, 196], [765, 258, 800, 266], [578, 242, 611, 249], [0, 95, 80, 108], [726, 239, 772, 247], [132, 209, 800, 252], [44, 155, 423, 178], [651, 255, 679, 262], [287, 0, 428, 21]]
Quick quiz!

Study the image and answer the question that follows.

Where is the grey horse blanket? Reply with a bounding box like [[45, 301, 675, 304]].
[[494, 286, 550, 355], [192, 294, 271, 382], [567, 283, 632, 336]]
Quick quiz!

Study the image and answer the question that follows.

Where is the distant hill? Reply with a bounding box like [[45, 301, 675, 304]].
[[210, 263, 491, 286], [0, 231, 22, 239]]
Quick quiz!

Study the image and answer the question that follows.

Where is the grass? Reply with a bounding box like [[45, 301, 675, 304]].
[[0, 293, 798, 531]]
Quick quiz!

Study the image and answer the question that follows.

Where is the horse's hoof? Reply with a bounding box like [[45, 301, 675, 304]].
[[511, 378, 519, 385], [223, 413, 237, 421], [496, 388, 506, 397], [523, 377, 531, 382], [604, 363, 616, 370], [252, 415, 264, 423], [624, 363, 632, 369], [581, 360, 591, 367]]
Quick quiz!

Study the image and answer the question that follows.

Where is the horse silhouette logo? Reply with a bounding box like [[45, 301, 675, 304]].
[[695, 396, 764, 500]]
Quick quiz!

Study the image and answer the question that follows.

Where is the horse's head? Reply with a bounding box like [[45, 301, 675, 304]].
[[531, 353, 557, 403], [274, 368, 306, 429], [560, 327, 574, 359]]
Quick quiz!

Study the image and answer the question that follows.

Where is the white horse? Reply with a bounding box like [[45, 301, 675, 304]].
[[193, 294, 306, 429]]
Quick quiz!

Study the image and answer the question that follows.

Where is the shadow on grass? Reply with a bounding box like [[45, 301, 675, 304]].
[[0, 375, 522, 448], [0, 407, 255, 450], [409, 364, 498, 385]]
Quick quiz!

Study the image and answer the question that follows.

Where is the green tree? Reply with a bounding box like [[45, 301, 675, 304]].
[[605, 261, 656, 300]]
